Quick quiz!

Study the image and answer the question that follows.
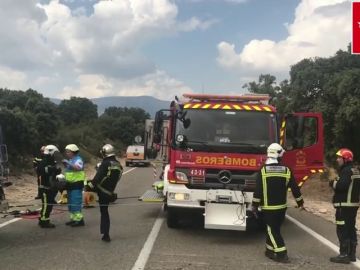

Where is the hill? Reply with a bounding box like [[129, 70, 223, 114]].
[[51, 96, 169, 117]]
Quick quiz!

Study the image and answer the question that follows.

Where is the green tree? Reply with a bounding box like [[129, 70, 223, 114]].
[[58, 97, 98, 125]]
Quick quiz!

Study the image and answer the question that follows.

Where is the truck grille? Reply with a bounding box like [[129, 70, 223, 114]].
[[183, 169, 258, 191]]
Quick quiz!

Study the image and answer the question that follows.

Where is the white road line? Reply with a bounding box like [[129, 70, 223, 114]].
[[0, 217, 22, 229], [123, 167, 137, 175], [131, 211, 164, 270], [286, 214, 360, 268], [0, 168, 138, 230]]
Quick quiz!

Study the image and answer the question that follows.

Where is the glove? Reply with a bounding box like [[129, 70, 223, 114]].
[[62, 159, 70, 166], [298, 202, 305, 211], [56, 174, 65, 181], [86, 181, 95, 192], [84, 184, 92, 192], [251, 205, 258, 219]]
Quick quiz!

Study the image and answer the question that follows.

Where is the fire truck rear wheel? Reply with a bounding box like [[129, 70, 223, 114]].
[[167, 207, 179, 228], [125, 162, 130, 167]]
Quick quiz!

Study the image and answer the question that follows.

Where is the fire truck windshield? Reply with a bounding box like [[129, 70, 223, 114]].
[[175, 109, 277, 153]]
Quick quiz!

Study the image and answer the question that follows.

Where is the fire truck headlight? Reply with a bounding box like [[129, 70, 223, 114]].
[[175, 171, 188, 182], [169, 192, 190, 201], [176, 134, 184, 143]]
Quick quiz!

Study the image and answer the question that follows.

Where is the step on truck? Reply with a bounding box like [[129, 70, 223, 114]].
[[141, 93, 324, 230]]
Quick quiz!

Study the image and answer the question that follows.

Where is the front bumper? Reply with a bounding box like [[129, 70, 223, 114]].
[[166, 183, 254, 209]]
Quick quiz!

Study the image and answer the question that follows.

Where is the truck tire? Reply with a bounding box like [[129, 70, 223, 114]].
[[167, 207, 179, 228], [125, 161, 130, 167]]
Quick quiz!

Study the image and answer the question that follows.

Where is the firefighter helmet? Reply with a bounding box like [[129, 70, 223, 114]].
[[101, 144, 115, 157], [44, 145, 59, 156], [65, 144, 79, 152], [267, 143, 285, 159], [336, 148, 353, 162]]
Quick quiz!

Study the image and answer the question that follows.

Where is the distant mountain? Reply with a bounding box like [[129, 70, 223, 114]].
[[51, 96, 170, 117]]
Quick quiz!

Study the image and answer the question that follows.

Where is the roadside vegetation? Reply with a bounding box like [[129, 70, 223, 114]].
[[244, 45, 360, 164], [1, 46, 360, 172], [0, 90, 149, 171]]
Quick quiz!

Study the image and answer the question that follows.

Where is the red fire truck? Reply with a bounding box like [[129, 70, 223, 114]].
[[143, 93, 324, 230]]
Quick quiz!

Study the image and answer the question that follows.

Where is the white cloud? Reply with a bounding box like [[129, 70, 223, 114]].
[[181, 0, 248, 3], [0, 66, 28, 90], [58, 70, 192, 100], [177, 17, 219, 31], [217, 0, 351, 79], [0, 0, 210, 99]]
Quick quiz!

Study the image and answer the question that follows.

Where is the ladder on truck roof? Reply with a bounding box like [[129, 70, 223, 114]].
[[182, 93, 270, 104]]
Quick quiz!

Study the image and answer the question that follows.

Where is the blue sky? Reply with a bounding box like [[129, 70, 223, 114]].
[[0, 0, 352, 100], [143, 0, 300, 93]]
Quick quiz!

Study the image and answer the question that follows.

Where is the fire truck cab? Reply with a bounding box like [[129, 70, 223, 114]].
[[145, 93, 324, 230]]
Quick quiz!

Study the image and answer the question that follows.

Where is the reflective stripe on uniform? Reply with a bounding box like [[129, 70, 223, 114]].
[[274, 246, 287, 253], [295, 196, 303, 202], [252, 198, 261, 203], [262, 172, 291, 178], [267, 226, 286, 253], [267, 225, 278, 250], [73, 212, 83, 222], [262, 204, 287, 210], [261, 167, 290, 209], [348, 176, 354, 204], [41, 192, 49, 221], [336, 220, 345, 225], [334, 202, 360, 207], [97, 185, 113, 196], [261, 168, 268, 206], [65, 171, 86, 183]]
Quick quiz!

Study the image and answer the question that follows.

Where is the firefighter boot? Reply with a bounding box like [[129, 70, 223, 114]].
[[349, 241, 357, 262], [38, 220, 56, 229], [330, 241, 350, 264], [102, 234, 111, 242], [273, 252, 290, 263], [70, 219, 85, 227], [265, 249, 275, 260]]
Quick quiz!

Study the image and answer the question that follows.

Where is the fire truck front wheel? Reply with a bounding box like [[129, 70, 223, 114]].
[[167, 207, 179, 228]]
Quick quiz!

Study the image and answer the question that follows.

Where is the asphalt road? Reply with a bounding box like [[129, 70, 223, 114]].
[[1, 166, 359, 270]]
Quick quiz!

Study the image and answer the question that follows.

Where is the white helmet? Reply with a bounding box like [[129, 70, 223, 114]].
[[44, 145, 59, 156], [267, 143, 285, 159], [65, 144, 79, 152], [101, 144, 115, 157]]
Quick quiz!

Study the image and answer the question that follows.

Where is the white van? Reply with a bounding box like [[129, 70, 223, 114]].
[[125, 145, 150, 167]]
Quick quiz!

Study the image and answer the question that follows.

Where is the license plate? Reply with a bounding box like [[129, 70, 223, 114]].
[[190, 168, 205, 177]]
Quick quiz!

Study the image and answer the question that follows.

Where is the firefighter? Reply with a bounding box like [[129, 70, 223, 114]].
[[329, 148, 360, 264], [33, 146, 45, 199], [87, 144, 122, 242], [252, 143, 304, 263], [63, 144, 86, 227], [38, 145, 61, 228]]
